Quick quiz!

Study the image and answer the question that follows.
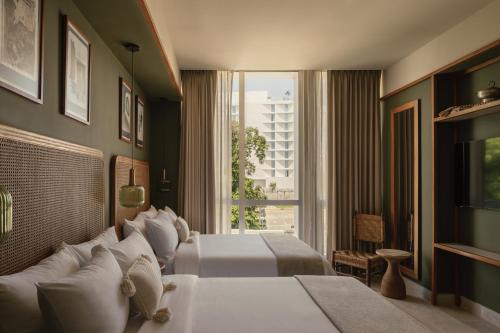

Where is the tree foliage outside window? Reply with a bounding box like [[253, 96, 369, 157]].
[[232, 121, 268, 229]]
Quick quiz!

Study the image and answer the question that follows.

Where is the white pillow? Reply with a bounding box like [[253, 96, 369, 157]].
[[0, 247, 79, 333], [123, 206, 158, 238], [145, 217, 179, 261], [162, 206, 177, 220], [121, 255, 170, 322], [36, 246, 129, 333], [109, 230, 161, 276], [175, 217, 190, 242], [67, 227, 119, 265], [143, 205, 158, 218], [157, 209, 177, 224]]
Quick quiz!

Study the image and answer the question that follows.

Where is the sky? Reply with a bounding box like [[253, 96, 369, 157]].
[[232, 72, 296, 100]]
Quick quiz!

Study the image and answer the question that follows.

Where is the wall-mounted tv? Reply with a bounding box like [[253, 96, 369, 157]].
[[456, 136, 500, 210]]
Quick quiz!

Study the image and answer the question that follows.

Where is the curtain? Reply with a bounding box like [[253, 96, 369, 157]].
[[178, 70, 233, 234], [326, 70, 382, 255], [212, 71, 233, 234], [298, 70, 328, 253], [178, 70, 217, 234]]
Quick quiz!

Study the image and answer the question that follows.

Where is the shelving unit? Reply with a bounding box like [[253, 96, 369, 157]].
[[431, 40, 500, 306]]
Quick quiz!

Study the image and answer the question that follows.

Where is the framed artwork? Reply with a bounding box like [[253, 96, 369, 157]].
[[0, 0, 44, 103], [63, 17, 91, 124], [136, 96, 144, 148], [119, 78, 132, 142]]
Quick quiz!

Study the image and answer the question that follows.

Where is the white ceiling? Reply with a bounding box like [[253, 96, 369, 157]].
[[163, 0, 494, 70]]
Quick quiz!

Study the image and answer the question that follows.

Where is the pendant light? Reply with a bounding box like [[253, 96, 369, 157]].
[[0, 185, 12, 242], [119, 42, 145, 208]]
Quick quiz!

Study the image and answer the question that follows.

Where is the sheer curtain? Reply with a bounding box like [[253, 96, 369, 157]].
[[326, 70, 382, 255], [178, 70, 233, 234], [298, 70, 328, 254], [212, 71, 233, 234]]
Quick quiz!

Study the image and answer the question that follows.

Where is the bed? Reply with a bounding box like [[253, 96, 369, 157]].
[[112, 156, 333, 277], [126, 274, 430, 333]]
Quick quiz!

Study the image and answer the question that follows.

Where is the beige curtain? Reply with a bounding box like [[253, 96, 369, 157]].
[[178, 70, 233, 234], [327, 70, 382, 255], [178, 70, 217, 234], [213, 71, 233, 234], [298, 70, 328, 254]]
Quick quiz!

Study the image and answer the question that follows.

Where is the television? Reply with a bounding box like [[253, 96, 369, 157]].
[[456, 136, 500, 210]]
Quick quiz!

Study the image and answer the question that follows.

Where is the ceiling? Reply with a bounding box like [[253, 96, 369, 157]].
[[163, 0, 494, 70]]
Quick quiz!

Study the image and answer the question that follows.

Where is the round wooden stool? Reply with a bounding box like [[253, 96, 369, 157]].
[[376, 249, 412, 299]]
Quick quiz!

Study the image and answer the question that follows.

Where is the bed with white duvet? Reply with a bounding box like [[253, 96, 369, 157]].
[[127, 274, 430, 333]]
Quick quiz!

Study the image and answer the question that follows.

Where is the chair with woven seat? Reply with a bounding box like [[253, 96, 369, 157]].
[[332, 212, 385, 286]]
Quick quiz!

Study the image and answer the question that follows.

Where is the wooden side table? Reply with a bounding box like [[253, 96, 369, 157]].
[[376, 249, 412, 299]]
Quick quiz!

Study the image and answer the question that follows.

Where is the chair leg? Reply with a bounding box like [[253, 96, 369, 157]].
[[366, 265, 372, 287]]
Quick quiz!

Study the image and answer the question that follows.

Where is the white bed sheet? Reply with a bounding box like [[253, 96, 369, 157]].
[[174, 234, 334, 277], [126, 275, 337, 333], [175, 234, 278, 277]]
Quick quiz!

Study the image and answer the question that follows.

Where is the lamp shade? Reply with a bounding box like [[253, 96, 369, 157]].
[[0, 186, 12, 242], [119, 169, 145, 208]]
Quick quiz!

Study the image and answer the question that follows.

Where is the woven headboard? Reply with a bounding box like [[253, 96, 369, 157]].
[[111, 155, 150, 239], [0, 124, 105, 275]]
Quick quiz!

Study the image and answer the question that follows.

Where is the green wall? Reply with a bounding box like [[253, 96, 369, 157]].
[[382, 79, 433, 288], [149, 100, 181, 213], [0, 0, 150, 226], [383, 62, 500, 312]]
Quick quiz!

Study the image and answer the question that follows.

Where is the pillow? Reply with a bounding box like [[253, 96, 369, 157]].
[[175, 217, 190, 242], [123, 206, 158, 238], [157, 209, 177, 224], [145, 217, 179, 261], [67, 227, 119, 265], [120, 255, 173, 322], [162, 206, 177, 220], [143, 205, 158, 218], [0, 246, 79, 333], [36, 246, 129, 333], [109, 230, 161, 276]]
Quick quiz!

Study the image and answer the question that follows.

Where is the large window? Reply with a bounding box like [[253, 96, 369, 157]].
[[231, 72, 299, 234]]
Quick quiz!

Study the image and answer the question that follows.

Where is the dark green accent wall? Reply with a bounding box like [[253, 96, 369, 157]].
[[382, 79, 433, 288], [0, 0, 150, 226], [149, 100, 181, 213], [383, 61, 500, 312]]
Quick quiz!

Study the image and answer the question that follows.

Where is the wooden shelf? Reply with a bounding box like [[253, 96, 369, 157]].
[[434, 243, 500, 267], [433, 99, 500, 123]]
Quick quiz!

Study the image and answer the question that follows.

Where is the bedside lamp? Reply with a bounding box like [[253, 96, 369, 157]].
[[0, 186, 12, 242]]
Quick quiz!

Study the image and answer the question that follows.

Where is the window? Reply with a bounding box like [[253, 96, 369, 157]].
[[231, 72, 299, 234]]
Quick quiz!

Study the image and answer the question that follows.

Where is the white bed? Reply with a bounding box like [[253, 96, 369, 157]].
[[173, 233, 334, 277], [126, 275, 430, 333]]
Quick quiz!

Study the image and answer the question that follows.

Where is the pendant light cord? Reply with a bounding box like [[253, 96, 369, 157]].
[[131, 48, 135, 170]]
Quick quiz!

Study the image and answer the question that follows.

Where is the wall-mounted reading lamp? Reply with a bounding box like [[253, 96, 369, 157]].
[[0, 186, 12, 242]]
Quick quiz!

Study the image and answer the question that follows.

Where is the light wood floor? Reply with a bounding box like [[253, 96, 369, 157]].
[[370, 280, 500, 333]]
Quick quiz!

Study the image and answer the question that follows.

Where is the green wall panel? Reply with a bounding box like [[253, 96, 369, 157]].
[[0, 0, 150, 226]]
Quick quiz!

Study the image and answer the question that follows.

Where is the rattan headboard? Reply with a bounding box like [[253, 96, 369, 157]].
[[111, 155, 150, 239], [0, 124, 105, 275]]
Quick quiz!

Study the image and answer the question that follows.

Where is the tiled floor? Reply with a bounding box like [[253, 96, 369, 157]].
[[370, 280, 500, 333]]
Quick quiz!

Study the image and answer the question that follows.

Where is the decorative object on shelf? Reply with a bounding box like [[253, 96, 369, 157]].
[[0, 186, 12, 242], [0, 0, 43, 102], [136, 96, 145, 148], [63, 16, 91, 124], [119, 43, 145, 208], [119, 78, 132, 142], [477, 80, 500, 103]]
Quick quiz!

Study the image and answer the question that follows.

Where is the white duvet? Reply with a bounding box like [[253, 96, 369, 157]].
[[174, 234, 333, 277], [126, 275, 338, 333]]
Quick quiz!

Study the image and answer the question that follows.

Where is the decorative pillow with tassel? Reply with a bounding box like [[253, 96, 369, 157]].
[[175, 217, 192, 243], [121, 255, 176, 323]]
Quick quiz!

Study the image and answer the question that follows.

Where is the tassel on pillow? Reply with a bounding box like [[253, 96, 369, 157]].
[[152, 307, 171, 323], [163, 281, 177, 292], [120, 277, 136, 297]]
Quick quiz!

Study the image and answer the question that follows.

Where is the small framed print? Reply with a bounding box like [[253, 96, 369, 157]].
[[63, 17, 91, 124], [119, 78, 132, 142], [136, 96, 144, 148], [0, 0, 44, 103]]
